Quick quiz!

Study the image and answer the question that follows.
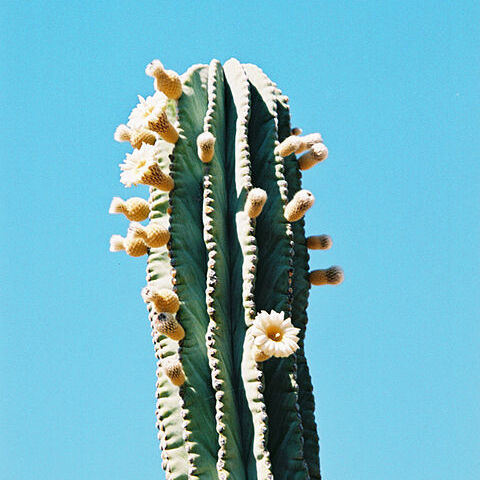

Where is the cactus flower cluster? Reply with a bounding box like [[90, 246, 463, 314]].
[[109, 58, 343, 480]]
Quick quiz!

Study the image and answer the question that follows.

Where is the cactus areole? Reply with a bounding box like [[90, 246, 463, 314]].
[[109, 58, 343, 480]]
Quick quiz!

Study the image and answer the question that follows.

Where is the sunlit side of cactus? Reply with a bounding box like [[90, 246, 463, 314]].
[[109, 58, 343, 480]]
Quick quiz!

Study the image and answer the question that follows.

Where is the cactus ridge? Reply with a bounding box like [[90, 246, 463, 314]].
[[110, 57, 344, 480], [202, 59, 246, 479]]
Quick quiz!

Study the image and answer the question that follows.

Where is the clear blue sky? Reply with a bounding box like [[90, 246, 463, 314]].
[[1, 1, 479, 479]]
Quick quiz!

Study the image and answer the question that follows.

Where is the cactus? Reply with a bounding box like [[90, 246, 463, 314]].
[[109, 58, 343, 480]]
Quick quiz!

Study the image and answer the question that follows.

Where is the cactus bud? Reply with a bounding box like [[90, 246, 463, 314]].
[[129, 222, 170, 248], [298, 143, 329, 170], [309, 266, 344, 286], [284, 190, 315, 222], [245, 188, 267, 218], [114, 124, 156, 149], [196, 131, 216, 163], [145, 59, 183, 100], [109, 234, 148, 257], [120, 144, 174, 192], [109, 197, 150, 221], [148, 110, 179, 144], [306, 235, 332, 250], [163, 359, 186, 386], [153, 312, 185, 341], [275, 132, 323, 156], [142, 287, 180, 313], [291, 127, 303, 136]]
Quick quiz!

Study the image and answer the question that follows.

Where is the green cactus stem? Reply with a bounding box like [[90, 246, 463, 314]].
[[109, 58, 343, 480]]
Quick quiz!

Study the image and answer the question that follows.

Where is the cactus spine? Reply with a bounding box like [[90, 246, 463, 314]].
[[109, 58, 343, 480]]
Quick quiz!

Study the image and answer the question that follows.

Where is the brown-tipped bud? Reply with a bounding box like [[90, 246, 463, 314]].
[[245, 188, 267, 218], [163, 359, 186, 386], [309, 266, 344, 286], [142, 287, 180, 313], [275, 135, 303, 157], [129, 221, 170, 248], [196, 131, 216, 163], [145, 59, 183, 100], [114, 124, 132, 143], [148, 111, 179, 144], [109, 197, 150, 221], [284, 190, 315, 222], [109, 234, 148, 257], [291, 127, 303, 136], [298, 143, 329, 170], [142, 163, 174, 192], [306, 235, 333, 250], [154, 312, 185, 341]]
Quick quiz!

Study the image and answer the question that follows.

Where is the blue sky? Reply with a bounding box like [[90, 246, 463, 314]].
[[1, 1, 479, 479]]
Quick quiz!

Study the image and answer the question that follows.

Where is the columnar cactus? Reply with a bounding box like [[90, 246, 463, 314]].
[[109, 58, 343, 480]]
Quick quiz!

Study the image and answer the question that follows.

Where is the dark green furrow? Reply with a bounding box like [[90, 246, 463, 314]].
[[169, 64, 218, 479], [277, 95, 322, 479], [243, 64, 309, 480], [202, 59, 246, 479]]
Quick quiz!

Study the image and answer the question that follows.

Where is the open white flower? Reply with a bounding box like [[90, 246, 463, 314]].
[[250, 310, 300, 359], [119, 143, 173, 191], [127, 92, 168, 131]]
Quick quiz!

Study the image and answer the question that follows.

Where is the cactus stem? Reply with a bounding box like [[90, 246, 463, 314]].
[[309, 266, 344, 286], [284, 189, 315, 222]]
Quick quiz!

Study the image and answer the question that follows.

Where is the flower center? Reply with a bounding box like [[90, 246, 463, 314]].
[[266, 326, 283, 342]]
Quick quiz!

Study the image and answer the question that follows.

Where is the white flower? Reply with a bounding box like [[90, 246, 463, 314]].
[[119, 143, 158, 187], [250, 310, 300, 358], [127, 92, 168, 131]]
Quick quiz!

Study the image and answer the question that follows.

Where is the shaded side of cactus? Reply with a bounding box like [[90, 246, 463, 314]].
[[109, 58, 343, 480]]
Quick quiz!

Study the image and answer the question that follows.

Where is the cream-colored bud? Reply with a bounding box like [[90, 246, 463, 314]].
[[245, 188, 267, 218], [196, 132, 216, 163], [163, 359, 186, 386], [128, 221, 170, 248], [145, 59, 183, 100], [154, 312, 185, 341], [275, 135, 303, 157], [284, 190, 315, 222], [114, 124, 156, 149], [306, 235, 332, 250], [114, 124, 132, 143], [298, 143, 329, 170], [109, 197, 150, 221], [109, 234, 148, 257], [142, 163, 174, 192], [275, 133, 324, 157], [142, 287, 180, 313], [309, 266, 344, 286]]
